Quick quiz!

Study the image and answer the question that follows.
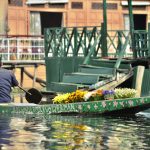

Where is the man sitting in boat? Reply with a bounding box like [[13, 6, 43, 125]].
[[0, 56, 19, 103]]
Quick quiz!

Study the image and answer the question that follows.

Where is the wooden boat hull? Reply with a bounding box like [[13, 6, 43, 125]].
[[0, 97, 150, 116]]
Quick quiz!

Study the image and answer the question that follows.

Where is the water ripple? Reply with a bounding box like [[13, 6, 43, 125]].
[[0, 111, 149, 150]]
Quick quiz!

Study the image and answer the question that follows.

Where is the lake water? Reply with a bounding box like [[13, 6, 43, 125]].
[[0, 109, 150, 150]]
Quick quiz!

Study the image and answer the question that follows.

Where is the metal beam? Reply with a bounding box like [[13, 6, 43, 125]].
[[148, 23, 150, 57], [128, 0, 136, 58], [102, 0, 108, 57], [128, 0, 134, 35]]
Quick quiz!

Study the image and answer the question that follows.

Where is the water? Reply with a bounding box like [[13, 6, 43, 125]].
[[0, 109, 150, 150]]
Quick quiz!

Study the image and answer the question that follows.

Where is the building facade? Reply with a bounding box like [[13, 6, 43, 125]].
[[8, 0, 150, 35]]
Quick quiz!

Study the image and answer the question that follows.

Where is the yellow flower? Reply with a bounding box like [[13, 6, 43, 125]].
[[52, 90, 88, 104]]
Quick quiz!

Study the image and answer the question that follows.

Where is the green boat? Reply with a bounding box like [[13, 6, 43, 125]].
[[39, 1, 150, 115], [0, 96, 150, 115], [40, 24, 150, 116], [1, 1, 150, 116]]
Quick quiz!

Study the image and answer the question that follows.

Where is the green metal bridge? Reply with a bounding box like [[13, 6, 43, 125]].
[[44, 0, 150, 96], [44, 25, 150, 94]]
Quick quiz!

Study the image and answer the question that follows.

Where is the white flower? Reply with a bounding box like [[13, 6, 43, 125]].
[[84, 92, 94, 101]]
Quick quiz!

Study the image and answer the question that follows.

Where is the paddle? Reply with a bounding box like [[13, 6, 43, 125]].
[[17, 85, 42, 104]]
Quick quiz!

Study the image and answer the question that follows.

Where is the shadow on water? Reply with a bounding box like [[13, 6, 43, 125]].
[[11, 93, 50, 104], [11, 93, 27, 103], [0, 116, 12, 149], [0, 111, 150, 150]]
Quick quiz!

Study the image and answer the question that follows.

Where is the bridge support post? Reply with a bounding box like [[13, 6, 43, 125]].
[[101, 0, 108, 57], [128, 0, 136, 58], [148, 23, 150, 57], [32, 64, 38, 88], [20, 67, 24, 87]]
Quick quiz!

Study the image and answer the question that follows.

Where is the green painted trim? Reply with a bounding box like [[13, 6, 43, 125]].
[[128, 0, 136, 58], [102, 0, 108, 57], [0, 97, 149, 115], [148, 23, 150, 57]]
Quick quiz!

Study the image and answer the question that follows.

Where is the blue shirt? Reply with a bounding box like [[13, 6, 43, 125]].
[[0, 68, 18, 103]]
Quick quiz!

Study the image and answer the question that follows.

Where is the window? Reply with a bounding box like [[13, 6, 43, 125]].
[[92, 3, 117, 10], [92, 3, 103, 9], [107, 3, 118, 10], [124, 14, 130, 30], [8, 0, 23, 6], [49, 4, 65, 8], [30, 12, 41, 35], [71, 2, 83, 9]]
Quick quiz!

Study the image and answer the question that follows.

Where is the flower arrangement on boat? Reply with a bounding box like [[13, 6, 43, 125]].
[[52, 88, 137, 104], [53, 90, 88, 104], [114, 88, 137, 99]]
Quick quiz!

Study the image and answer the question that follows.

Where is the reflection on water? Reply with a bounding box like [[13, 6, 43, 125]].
[[0, 112, 150, 150], [11, 93, 28, 103], [11, 93, 49, 103]]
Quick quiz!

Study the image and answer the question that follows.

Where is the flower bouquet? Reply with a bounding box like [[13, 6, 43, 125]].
[[90, 89, 104, 101], [114, 88, 137, 99], [102, 90, 115, 100]]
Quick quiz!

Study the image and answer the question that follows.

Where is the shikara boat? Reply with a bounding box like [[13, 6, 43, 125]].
[[0, 96, 150, 116], [1, 27, 149, 116]]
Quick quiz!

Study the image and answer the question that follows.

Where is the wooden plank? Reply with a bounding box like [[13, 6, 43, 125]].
[[63, 73, 99, 84], [96, 71, 133, 90], [79, 65, 114, 75], [134, 66, 145, 97], [50, 82, 87, 93]]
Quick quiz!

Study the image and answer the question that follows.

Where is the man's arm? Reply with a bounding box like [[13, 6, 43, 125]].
[[11, 72, 19, 87]]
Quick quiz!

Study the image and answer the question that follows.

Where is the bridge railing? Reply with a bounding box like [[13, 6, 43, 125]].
[[45, 26, 133, 59], [44, 26, 103, 57], [133, 30, 149, 58], [107, 30, 132, 57], [0, 35, 45, 61], [0, 28, 134, 62]]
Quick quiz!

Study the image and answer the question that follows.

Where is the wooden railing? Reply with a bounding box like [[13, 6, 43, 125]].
[[0, 35, 45, 61]]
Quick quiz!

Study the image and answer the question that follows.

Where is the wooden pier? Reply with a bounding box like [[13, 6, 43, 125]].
[[2, 60, 46, 88]]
